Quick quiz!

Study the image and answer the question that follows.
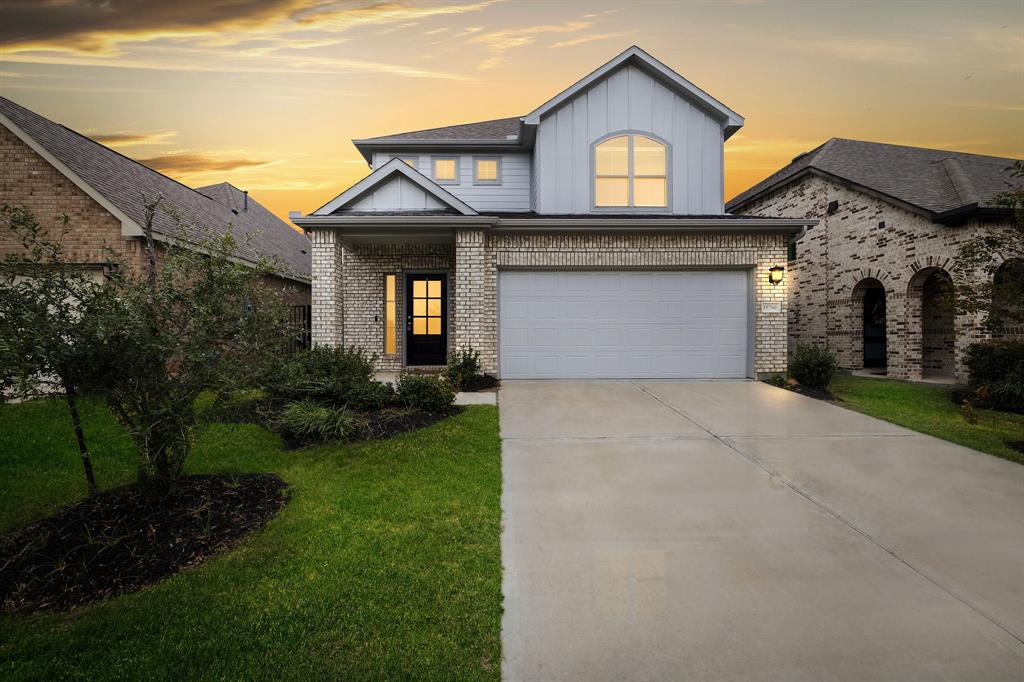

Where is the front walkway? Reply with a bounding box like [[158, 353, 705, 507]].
[[500, 380, 1024, 681]]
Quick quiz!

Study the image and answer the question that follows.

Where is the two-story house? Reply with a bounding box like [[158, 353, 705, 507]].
[[295, 47, 815, 379]]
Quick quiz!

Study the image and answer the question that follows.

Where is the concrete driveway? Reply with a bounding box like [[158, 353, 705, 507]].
[[500, 380, 1024, 681]]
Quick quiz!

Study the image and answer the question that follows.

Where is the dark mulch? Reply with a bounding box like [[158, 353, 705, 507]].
[[0, 474, 288, 613], [460, 375, 499, 392], [355, 407, 462, 441], [280, 407, 462, 450], [1008, 441, 1024, 454], [762, 379, 839, 402]]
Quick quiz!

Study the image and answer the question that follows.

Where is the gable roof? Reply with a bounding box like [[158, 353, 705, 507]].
[[727, 138, 1022, 221], [312, 157, 478, 216], [523, 45, 743, 137], [350, 45, 743, 164], [0, 97, 311, 282]]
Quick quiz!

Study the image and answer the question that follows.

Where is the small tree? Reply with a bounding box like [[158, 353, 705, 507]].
[[0, 205, 119, 494], [952, 160, 1024, 334], [96, 199, 294, 486]]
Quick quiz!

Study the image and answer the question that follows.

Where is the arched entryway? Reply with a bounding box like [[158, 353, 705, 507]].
[[909, 267, 955, 380], [992, 258, 1024, 338], [853, 278, 887, 372]]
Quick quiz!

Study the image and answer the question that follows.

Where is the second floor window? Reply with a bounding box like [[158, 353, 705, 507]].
[[432, 157, 458, 183], [594, 134, 667, 208]]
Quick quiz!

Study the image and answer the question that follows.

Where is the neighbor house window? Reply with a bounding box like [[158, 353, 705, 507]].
[[594, 134, 667, 208], [397, 156, 417, 168], [474, 157, 501, 184], [384, 274, 397, 354], [432, 157, 458, 183]]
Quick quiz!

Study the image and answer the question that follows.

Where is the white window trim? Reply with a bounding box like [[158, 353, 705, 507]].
[[591, 131, 672, 212], [472, 156, 502, 185], [431, 156, 460, 185]]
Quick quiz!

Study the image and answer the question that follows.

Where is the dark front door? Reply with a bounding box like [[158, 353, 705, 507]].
[[406, 274, 447, 366], [863, 287, 887, 369]]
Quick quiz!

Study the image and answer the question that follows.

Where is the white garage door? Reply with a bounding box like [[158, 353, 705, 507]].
[[499, 270, 750, 379]]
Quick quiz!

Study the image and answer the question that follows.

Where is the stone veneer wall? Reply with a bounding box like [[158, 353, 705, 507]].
[[312, 229, 791, 378], [733, 173, 1005, 381]]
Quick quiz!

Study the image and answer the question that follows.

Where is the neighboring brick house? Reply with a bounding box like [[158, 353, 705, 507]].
[[727, 138, 1022, 382], [295, 46, 814, 379], [0, 97, 311, 307]]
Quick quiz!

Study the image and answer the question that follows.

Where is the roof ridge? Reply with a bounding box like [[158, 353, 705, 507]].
[[363, 115, 522, 141], [939, 157, 979, 205], [830, 136, 1018, 163]]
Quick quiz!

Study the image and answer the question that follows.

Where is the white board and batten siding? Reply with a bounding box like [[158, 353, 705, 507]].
[[533, 63, 725, 214], [343, 175, 448, 212], [372, 152, 532, 212]]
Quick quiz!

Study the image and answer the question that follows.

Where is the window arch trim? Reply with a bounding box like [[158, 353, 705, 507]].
[[591, 130, 672, 212]]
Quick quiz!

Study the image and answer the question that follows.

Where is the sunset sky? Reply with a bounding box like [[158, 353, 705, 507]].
[[1, 0, 1021, 224]]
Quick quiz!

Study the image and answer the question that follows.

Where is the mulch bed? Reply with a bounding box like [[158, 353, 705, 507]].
[[1008, 441, 1024, 455], [762, 380, 839, 402], [279, 407, 462, 450], [459, 375, 499, 392], [0, 473, 288, 613]]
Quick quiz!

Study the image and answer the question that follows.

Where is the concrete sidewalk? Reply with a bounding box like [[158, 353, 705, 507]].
[[500, 380, 1024, 681]]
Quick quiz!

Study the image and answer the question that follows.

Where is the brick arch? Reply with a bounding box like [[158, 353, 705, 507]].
[[846, 268, 894, 296], [903, 266, 956, 380]]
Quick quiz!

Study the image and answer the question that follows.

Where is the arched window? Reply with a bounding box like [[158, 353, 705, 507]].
[[594, 134, 667, 208]]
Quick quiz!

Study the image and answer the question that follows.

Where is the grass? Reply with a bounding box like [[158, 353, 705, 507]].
[[830, 374, 1024, 464], [0, 398, 502, 680]]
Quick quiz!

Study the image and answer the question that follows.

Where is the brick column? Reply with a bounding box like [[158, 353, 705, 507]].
[[453, 228, 497, 374], [310, 229, 344, 347], [754, 237, 789, 377]]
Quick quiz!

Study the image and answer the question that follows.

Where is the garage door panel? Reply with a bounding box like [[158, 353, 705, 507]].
[[499, 270, 750, 379]]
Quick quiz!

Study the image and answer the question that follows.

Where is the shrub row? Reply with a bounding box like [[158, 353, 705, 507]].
[[965, 340, 1024, 412]]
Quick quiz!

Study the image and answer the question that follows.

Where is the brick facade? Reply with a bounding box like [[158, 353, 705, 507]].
[[310, 229, 790, 377], [734, 173, 1009, 381]]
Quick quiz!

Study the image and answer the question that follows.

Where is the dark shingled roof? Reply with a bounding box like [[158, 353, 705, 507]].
[[727, 138, 1022, 217], [0, 97, 311, 281], [362, 116, 522, 142]]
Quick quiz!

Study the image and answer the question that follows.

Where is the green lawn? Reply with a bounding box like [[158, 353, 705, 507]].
[[830, 374, 1024, 464], [0, 398, 502, 680]]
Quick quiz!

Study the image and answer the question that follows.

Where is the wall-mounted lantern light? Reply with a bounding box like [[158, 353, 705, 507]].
[[768, 265, 785, 286]]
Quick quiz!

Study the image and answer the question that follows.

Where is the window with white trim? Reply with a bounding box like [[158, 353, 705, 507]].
[[594, 134, 667, 208]]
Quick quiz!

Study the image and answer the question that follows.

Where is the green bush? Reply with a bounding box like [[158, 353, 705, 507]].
[[203, 388, 270, 424], [763, 373, 788, 388], [965, 340, 1024, 412], [280, 399, 358, 444], [445, 348, 482, 390], [269, 346, 395, 411], [395, 373, 456, 413], [789, 343, 838, 389]]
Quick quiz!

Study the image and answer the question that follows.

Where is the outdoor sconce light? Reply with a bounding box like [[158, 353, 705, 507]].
[[768, 265, 785, 286]]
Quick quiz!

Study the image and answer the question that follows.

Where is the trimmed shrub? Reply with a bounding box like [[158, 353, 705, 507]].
[[280, 399, 358, 444], [445, 348, 482, 390], [965, 340, 1024, 412], [395, 373, 456, 413], [269, 346, 395, 411], [789, 343, 838, 389]]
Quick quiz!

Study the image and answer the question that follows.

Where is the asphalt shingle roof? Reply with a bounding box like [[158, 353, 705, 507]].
[[362, 116, 522, 142], [0, 97, 311, 281], [727, 138, 1022, 216]]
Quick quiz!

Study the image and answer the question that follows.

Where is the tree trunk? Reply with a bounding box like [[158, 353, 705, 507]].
[[63, 382, 98, 495]]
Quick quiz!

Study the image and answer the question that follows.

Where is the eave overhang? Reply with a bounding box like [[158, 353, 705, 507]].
[[292, 215, 816, 244]]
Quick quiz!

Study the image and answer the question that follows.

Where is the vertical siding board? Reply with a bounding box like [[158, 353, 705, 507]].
[[607, 67, 629, 132], [572, 94, 590, 212], [673, 98, 690, 212], [628, 65, 654, 133], [556, 106, 574, 213], [652, 81, 674, 141], [588, 80, 608, 142], [537, 117, 556, 213], [687, 103, 703, 214]]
